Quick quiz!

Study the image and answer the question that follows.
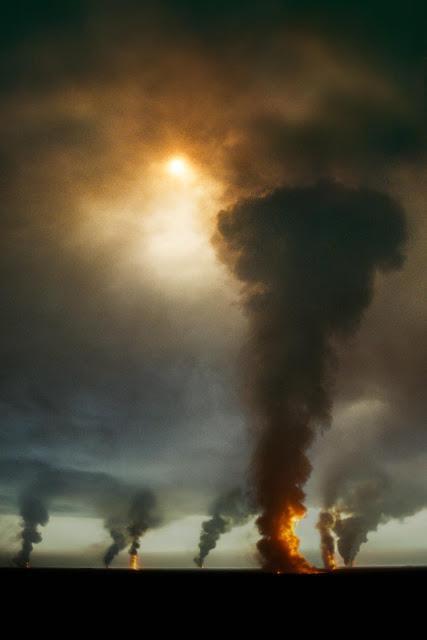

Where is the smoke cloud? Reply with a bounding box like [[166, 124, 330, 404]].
[[216, 180, 407, 571]]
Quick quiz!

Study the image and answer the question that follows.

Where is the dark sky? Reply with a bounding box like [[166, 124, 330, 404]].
[[0, 1, 426, 565]]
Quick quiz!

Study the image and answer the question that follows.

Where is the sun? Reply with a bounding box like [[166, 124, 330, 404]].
[[166, 155, 189, 178]]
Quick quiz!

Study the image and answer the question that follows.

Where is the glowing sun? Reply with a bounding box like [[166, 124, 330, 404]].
[[166, 155, 190, 178]]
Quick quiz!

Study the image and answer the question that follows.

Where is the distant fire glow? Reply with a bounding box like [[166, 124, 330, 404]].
[[129, 553, 140, 570]]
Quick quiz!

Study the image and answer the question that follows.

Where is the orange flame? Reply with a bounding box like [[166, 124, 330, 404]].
[[129, 553, 140, 570], [277, 505, 318, 574], [324, 551, 337, 571]]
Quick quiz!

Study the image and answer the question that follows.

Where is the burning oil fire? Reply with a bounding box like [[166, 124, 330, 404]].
[[129, 553, 140, 570], [316, 510, 338, 571], [324, 550, 336, 571], [276, 506, 317, 574]]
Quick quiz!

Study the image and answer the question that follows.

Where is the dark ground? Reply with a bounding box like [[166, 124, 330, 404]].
[[1, 566, 426, 577], [3, 567, 424, 615]]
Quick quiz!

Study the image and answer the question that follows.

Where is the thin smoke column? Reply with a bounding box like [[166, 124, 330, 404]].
[[316, 511, 337, 570], [194, 488, 255, 567], [215, 180, 407, 572], [103, 518, 129, 567], [127, 490, 160, 566], [13, 493, 49, 567]]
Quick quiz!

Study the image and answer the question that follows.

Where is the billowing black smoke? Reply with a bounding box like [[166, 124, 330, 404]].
[[0, 458, 162, 568], [333, 514, 369, 567], [127, 490, 160, 559], [321, 459, 427, 565], [103, 519, 129, 567], [216, 180, 407, 571], [13, 493, 49, 567], [103, 489, 160, 567], [194, 488, 255, 567]]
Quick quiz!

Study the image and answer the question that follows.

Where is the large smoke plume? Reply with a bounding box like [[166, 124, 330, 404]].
[[216, 180, 407, 572], [194, 488, 255, 567]]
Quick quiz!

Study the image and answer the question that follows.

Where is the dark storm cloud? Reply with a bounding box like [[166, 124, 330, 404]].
[[0, 457, 162, 565], [0, 0, 425, 564]]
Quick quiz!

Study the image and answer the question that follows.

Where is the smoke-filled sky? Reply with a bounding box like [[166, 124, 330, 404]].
[[0, 1, 426, 568]]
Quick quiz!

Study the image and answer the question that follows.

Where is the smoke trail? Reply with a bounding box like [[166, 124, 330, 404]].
[[316, 511, 337, 570], [215, 180, 407, 572], [194, 488, 254, 567], [103, 518, 129, 567], [13, 493, 49, 567]]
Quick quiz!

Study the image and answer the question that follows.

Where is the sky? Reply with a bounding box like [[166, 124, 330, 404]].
[[0, 1, 426, 569]]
